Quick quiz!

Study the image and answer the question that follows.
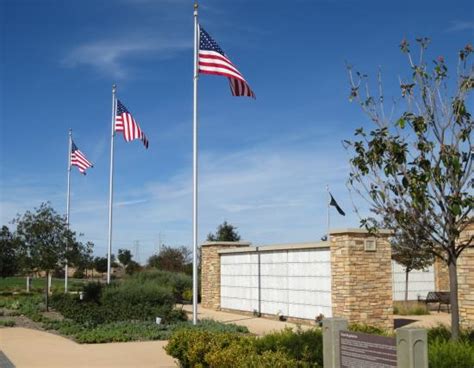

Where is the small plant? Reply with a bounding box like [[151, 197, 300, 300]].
[[428, 339, 474, 368], [393, 301, 429, 316], [349, 323, 393, 337], [253, 309, 261, 317], [182, 288, 193, 303], [0, 319, 16, 327]]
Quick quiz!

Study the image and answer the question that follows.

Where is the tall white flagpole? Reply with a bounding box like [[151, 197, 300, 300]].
[[326, 185, 331, 243], [107, 84, 117, 284], [65, 128, 72, 293], [192, 2, 199, 325]]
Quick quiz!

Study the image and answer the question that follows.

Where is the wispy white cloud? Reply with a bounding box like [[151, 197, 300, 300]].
[[63, 37, 190, 78], [1, 136, 364, 262], [446, 20, 474, 32]]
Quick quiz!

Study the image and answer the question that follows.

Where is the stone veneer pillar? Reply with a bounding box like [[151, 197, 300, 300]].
[[200, 241, 251, 310], [330, 229, 393, 330], [434, 257, 450, 292], [458, 221, 474, 329]]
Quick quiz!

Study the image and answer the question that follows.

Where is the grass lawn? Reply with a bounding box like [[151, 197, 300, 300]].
[[0, 277, 87, 293]]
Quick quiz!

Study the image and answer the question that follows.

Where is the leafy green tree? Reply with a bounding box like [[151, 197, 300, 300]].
[[93, 256, 108, 276], [14, 203, 80, 310], [147, 245, 192, 274], [207, 221, 241, 241], [73, 241, 94, 278], [0, 225, 20, 277], [125, 260, 142, 275], [118, 248, 132, 267], [390, 218, 434, 301], [345, 39, 473, 339]]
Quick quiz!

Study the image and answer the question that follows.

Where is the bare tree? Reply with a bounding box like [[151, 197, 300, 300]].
[[345, 39, 473, 340]]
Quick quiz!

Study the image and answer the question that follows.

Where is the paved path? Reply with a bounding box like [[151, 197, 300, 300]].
[[183, 305, 451, 334], [182, 304, 315, 335], [0, 328, 177, 368], [0, 307, 451, 368]]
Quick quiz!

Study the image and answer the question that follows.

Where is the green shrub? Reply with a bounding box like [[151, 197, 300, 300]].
[[82, 282, 103, 303], [73, 269, 85, 279], [187, 319, 249, 334], [427, 324, 474, 343], [166, 325, 321, 368], [428, 339, 474, 368], [0, 319, 16, 327], [51, 282, 182, 325], [255, 327, 323, 367], [393, 301, 430, 315], [73, 321, 172, 343], [246, 350, 303, 368], [348, 323, 392, 336], [166, 329, 245, 368], [126, 270, 192, 302], [427, 325, 453, 342]]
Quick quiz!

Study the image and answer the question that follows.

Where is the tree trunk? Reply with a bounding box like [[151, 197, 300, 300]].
[[45, 270, 49, 312], [448, 259, 460, 341], [405, 268, 410, 302]]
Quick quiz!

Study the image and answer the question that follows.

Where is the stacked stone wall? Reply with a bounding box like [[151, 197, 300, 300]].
[[434, 257, 450, 292], [458, 221, 474, 329], [200, 241, 250, 310], [330, 230, 393, 330]]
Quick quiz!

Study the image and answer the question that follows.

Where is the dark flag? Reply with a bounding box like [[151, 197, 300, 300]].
[[329, 193, 345, 216]]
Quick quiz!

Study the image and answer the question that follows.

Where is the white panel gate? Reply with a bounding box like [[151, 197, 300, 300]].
[[391, 261, 435, 301], [220, 245, 332, 320]]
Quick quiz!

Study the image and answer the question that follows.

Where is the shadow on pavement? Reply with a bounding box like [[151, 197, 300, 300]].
[[394, 318, 418, 329]]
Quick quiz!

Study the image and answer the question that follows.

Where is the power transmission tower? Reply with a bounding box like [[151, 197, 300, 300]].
[[134, 240, 141, 264]]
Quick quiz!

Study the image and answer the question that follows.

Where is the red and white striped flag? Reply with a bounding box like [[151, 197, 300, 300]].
[[71, 141, 93, 174], [115, 99, 149, 149], [198, 26, 255, 98]]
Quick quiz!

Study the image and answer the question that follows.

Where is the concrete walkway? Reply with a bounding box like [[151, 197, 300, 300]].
[[0, 307, 451, 368], [183, 305, 451, 334], [0, 328, 177, 368], [182, 304, 314, 335]]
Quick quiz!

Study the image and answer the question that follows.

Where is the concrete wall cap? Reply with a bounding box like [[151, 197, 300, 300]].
[[200, 241, 252, 247], [330, 228, 393, 235], [218, 241, 329, 254]]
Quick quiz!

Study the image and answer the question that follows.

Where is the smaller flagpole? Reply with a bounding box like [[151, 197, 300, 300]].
[[326, 185, 330, 243], [192, 0, 199, 326], [107, 84, 117, 284], [65, 129, 72, 293]]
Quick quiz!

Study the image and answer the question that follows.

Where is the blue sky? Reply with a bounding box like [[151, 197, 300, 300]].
[[1, 0, 473, 262]]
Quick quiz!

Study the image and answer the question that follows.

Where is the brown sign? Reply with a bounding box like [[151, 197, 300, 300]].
[[340, 331, 396, 368]]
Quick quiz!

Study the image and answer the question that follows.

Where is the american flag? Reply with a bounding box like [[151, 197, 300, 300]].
[[115, 99, 149, 149], [71, 141, 93, 175], [199, 26, 255, 98]]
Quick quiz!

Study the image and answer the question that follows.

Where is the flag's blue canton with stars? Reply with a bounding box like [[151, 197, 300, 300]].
[[115, 99, 149, 149], [198, 26, 255, 98]]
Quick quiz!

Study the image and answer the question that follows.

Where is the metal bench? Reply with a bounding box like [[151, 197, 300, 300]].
[[418, 291, 451, 312]]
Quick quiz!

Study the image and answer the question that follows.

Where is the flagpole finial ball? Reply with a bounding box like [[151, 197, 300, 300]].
[[194, 2, 198, 10]]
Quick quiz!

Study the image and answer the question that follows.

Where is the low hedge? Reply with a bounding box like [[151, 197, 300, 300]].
[[165, 327, 322, 368], [166, 323, 474, 368], [51, 281, 185, 326], [126, 270, 192, 302], [40, 318, 248, 344]]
